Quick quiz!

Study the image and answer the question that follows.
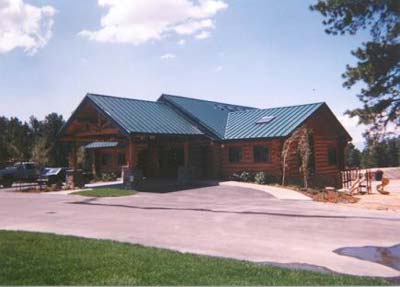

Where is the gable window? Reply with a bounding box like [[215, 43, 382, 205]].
[[328, 147, 337, 166], [228, 147, 242, 163], [253, 145, 270, 162]]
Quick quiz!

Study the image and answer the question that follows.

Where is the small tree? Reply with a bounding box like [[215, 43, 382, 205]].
[[281, 126, 312, 189], [31, 137, 50, 167], [76, 146, 90, 170]]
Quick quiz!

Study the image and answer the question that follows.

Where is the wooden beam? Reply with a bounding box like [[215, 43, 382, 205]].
[[128, 137, 137, 168], [59, 136, 125, 143], [74, 128, 121, 137]]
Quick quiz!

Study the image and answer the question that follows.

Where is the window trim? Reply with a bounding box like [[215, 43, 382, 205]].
[[253, 145, 270, 163], [328, 146, 338, 166], [228, 147, 243, 163]]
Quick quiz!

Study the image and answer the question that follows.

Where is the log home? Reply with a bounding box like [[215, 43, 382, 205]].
[[59, 93, 351, 187]]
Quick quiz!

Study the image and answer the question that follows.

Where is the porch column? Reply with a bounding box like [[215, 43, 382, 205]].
[[183, 140, 190, 168], [91, 150, 97, 177], [70, 142, 77, 170], [128, 137, 137, 168]]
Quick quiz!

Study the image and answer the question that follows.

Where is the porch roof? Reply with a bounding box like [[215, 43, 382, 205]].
[[85, 141, 119, 149]]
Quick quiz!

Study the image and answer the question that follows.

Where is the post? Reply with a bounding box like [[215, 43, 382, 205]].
[[128, 137, 136, 168], [183, 140, 189, 168], [123, 137, 141, 189], [70, 142, 77, 170], [91, 150, 97, 177]]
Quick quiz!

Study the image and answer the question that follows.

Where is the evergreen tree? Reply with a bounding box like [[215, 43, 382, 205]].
[[311, 0, 400, 135]]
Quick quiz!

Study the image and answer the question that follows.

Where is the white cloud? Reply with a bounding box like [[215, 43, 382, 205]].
[[160, 53, 176, 60], [79, 0, 227, 45], [215, 65, 223, 72], [338, 115, 366, 148], [177, 39, 186, 46], [0, 0, 56, 55], [195, 30, 211, 39], [174, 19, 214, 35]]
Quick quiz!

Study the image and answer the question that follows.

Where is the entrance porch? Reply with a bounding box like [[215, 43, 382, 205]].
[[76, 135, 220, 181]]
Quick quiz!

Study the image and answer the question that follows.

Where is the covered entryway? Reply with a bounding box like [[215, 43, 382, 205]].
[[58, 94, 221, 183]]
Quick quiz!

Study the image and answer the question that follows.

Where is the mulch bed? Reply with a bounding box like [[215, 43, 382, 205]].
[[311, 191, 359, 204]]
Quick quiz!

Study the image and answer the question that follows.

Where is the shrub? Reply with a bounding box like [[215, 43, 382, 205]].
[[229, 173, 242, 181], [240, 171, 253, 182], [254, 172, 267, 184], [101, 172, 118, 182]]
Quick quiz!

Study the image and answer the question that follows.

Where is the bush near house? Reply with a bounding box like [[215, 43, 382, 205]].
[[254, 171, 267, 184], [230, 171, 279, 185]]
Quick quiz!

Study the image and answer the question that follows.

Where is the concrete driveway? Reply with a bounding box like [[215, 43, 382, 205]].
[[0, 185, 399, 278]]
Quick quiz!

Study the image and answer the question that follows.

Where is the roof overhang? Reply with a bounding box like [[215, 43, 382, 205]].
[[85, 141, 120, 149]]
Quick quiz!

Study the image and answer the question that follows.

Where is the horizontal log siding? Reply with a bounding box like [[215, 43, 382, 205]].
[[221, 139, 282, 178], [219, 105, 348, 186]]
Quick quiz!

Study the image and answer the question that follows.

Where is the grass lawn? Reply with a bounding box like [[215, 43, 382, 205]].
[[0, 231, 391, 286], [73, 188, 135, 197]]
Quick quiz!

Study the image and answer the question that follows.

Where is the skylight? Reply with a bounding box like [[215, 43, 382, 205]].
[[256, 115, 275, 124]]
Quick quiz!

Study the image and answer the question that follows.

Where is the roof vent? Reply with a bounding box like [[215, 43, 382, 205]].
[[256, 115, 275, 124]]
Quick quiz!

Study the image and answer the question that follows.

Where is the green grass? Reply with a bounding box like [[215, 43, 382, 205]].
[[73, 188, 135, 197], [0, 231, 391, 286]]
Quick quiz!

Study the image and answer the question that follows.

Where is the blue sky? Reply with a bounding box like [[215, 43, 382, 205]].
[[0, 0, 370, 147]]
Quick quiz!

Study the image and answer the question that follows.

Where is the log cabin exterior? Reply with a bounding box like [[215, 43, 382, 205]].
[[59, 93, 351, 187]]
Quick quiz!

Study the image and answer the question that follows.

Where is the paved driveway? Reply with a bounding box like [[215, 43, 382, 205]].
[[0, 186, 399, 278]]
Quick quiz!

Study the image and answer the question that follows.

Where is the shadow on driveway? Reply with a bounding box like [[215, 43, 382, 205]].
[[67, 198, 400, 221]]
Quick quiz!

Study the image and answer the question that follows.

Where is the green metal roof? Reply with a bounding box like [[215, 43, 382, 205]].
[[224, 102, 324, 139], [61, 94, 341, 141], [85, 142, 119, 149], [159, 94, 255, 138], [87, 94, 203, 135]]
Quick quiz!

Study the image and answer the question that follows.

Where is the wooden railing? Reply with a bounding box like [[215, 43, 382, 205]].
[[340, 168, 372, 194]]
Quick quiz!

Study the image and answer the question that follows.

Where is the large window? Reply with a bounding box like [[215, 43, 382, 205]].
[[253, 145, 270, 162], [328, 147, 337, 166], [228, 147, 242, 163]]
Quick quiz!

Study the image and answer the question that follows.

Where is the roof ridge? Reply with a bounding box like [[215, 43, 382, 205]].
[[87, 93, 161, 104], [160, 93, 255, 109], [227, 102, 325, 115]]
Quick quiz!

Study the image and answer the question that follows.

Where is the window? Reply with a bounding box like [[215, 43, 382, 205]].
[[118, 153, 126, 166], [328, 147, 337, 166], [253, 145, 270, 162], [228, 147, 242, 163]]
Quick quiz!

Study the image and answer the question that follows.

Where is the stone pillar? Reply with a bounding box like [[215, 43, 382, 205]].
[[66, 169, 85, 189]]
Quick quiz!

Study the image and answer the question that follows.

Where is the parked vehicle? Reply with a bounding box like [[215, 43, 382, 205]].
[[0, 162, 40, 188], [38, 167, 66, 186]]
